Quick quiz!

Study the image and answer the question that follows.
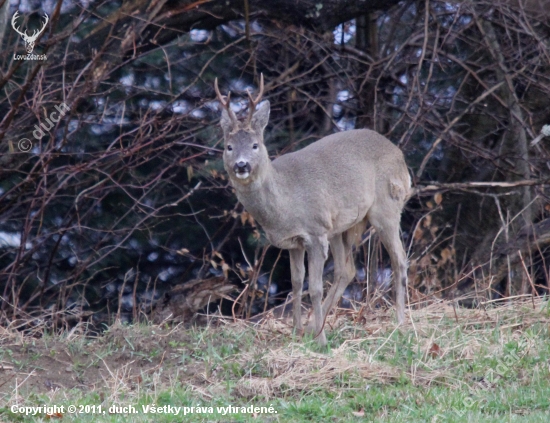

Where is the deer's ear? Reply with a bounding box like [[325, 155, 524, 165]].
[[220, 108, 237, 135], [251, 101, 270, 135]]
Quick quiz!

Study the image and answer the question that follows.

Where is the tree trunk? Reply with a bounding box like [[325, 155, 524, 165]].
[[475, 17, 534, 296], [0, 0, 8, 51], [355, 14, 378, 130]]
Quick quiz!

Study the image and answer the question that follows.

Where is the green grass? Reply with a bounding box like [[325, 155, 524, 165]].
[[1, 299, 550, 422]]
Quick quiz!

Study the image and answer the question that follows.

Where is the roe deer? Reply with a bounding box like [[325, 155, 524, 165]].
[[215, 75, 410, 345]]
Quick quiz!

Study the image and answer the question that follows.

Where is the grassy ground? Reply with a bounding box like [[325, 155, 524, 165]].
[[1, 298, 550, 422]]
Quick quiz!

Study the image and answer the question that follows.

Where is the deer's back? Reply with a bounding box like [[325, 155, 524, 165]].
[[272, 129, 407, 193]]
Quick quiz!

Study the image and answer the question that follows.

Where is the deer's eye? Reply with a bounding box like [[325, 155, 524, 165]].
[[252, 144, 258, 150], [227, 145, 233, 151]]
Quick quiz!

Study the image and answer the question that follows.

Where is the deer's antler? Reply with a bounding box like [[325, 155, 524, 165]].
[[247, 73, 264, 123], [12, 12, 48, 41], [11, 11, 26, 37], [214, 78, 238, 126], [31, 13, 49, 41], [12, 11, 48, 53]]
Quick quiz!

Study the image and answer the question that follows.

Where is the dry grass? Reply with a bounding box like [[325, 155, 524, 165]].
[[200, 296, 549, 399], [1, 297, 549, 422], [234, 343, 400, 399]]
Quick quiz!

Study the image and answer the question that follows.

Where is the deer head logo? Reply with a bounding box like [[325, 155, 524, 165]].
[[12, 11, 49, 54]]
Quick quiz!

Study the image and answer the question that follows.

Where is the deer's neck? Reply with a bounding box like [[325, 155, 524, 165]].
[[233, 161, 284, 229]]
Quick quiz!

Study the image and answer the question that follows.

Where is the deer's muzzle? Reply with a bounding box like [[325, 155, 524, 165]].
[[233, 161, 251, 179]]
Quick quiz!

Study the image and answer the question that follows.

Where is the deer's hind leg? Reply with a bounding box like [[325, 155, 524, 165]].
[[367, 205, 408, 325], [321, 220, 366, 319]]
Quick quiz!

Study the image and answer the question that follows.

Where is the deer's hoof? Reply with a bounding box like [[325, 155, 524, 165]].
[[304, 324, 327, 346]]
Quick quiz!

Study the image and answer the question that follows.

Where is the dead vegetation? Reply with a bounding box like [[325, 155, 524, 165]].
[[1, 296, 548, 410]]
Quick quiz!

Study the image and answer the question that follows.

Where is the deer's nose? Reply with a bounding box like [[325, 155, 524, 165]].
[[234, 161, 251, 173]]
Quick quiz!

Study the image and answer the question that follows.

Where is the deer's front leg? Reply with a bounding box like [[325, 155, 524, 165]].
[[289, 247, 306, 333], [305, 236, 329, 346]]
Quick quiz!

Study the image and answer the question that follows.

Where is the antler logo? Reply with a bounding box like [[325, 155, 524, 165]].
[[12, 11, 49, 54]]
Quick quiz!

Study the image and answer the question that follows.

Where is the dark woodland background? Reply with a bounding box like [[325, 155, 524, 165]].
[[1, 0, 549, 329]]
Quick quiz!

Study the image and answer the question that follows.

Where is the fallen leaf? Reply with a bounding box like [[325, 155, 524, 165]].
[[422, 214, 432, 227], [352, 408, 365, 417], [413, 227, 424, 241], [247, 213, 255, 226], [222, 262, 230, 278], [439, 247, 454, 265], [428, 343, 442, 358]]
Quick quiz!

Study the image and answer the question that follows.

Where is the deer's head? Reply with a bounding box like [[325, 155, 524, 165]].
[[12, 11, 49, 54], [215, 74, 270, 185]]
